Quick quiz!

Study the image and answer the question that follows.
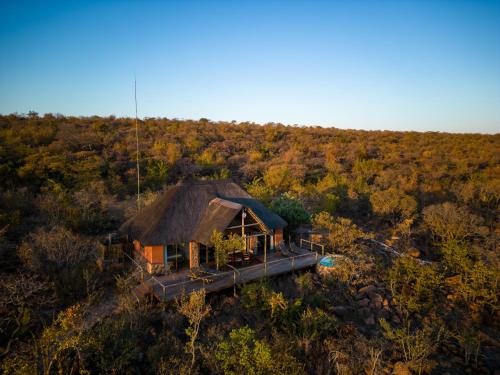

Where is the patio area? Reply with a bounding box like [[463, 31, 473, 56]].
[[146, 246, 319, 301]]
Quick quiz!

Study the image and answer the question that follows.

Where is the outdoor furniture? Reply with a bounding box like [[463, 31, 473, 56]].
[[278, 241, 291, 257], [289, 242, 301, 254]]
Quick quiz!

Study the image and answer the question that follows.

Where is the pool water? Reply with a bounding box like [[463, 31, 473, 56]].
[[319, 256, 336, 268]]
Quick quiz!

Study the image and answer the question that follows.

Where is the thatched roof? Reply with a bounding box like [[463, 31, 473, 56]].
[[192, 198, 243, 245], [120, 180, 287, 246]]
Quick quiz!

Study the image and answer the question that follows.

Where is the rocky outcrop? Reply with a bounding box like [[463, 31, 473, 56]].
[[355, 284, 402, 327]]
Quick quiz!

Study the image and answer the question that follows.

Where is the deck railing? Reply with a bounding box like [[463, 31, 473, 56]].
[[299, 239, 325, 255], [121, 241, 329, 300], [152, 251, 319, 300], [123, 251, 145, 282]]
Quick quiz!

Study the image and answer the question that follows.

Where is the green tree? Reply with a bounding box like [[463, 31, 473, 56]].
[[215, 326, 303, 375], [270, 193, 310, 229], [2, 305, 87, 375], [246, 178, 273, 205], [177, 289, 211, 371], [370, 187, 417, 228], [263, 165, 293, 193], [211, 230, 244, 270], [387, 257, 442, 316], [312, 211, 365, 252], [423, 202, 484, 242], [18, 226, 98, 299], [380, 318, 444, 374]]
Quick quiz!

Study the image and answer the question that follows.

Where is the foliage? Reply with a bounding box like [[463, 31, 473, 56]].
[[246, 178, 273, 205], [440, 240, 473, 275], [312, 211, 365, 252], [18, 226, 98, 299], [0, 115, 499, 374], [380, 318, 445, 374], [440, 240, 499, 315], [387, 257, 442, 316], [263, 165, 293, 193], [2, 304, 86, 375], [215, 326, 303, 375], [177, 289, 211, 370], [294, 307, 338, 355], [423, 202, 484, 242], [239, 281, 271, 311], [211, 230, 245, 270], [370, 187, 417, 227], [0, 273, 56, 358], [269, 193, 310, 229]]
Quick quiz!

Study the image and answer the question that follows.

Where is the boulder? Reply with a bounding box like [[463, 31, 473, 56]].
[[392, 362, 411, 375], [394, 306, 403, 317], [358, 285, 377, 296], [358, 298, 370, 307], [368, 292, 384, 310], [364, 314, 375, 325], [445, 275, 462, 286], [359, 307, 371, 318], [332, 306, 350, 317], [370, 300, 382, 311], [378, 309, 390, 320], [368, 291, 383, 302], [408, 247, 420, 258]]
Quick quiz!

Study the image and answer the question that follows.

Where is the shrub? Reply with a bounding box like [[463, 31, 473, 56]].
[[423, 202, 484, 242], [387, 257, 442, 316], [270, 193, 310, 229], [18, 226, 99, 299], [215, 326, 303, 375], [312, 211, 365, 252], [380, 318, 445, 374]]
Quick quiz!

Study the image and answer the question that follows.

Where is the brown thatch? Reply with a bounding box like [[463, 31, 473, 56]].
[[120, 180, 287, 245], [192, 198, 243, 245]]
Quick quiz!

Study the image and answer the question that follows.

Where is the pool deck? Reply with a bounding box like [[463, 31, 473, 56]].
[[142, 247, 320, 302]]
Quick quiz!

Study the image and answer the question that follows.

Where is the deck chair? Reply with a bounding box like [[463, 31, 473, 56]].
[[278, 241, 291, 257], [289, 242, 302, 254]]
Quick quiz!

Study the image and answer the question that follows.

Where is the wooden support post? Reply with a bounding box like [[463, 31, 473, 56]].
[[264, 234, 267, 276], [233, 271, 236, 297], [242, 209, 247, 254], [189, 241, 200, 269]]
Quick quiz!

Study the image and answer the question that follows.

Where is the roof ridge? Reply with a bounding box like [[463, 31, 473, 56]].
[[177, 178, 235, 186]]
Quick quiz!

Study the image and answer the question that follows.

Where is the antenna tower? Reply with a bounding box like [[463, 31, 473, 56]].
[[134, 78, 141, 210]]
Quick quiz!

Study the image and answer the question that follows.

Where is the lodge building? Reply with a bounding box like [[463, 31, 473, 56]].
[[120, 180, 287, 274]]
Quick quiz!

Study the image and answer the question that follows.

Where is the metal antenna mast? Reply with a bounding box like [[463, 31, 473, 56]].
[[134, 77, 141, 210]]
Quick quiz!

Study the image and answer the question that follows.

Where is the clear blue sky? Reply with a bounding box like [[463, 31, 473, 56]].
[[1, 1, 499, 133]]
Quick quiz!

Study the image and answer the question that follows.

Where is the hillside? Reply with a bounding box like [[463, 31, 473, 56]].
[[0, 114, 499, 374]]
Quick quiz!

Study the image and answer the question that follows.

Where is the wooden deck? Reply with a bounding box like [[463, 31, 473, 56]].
[[146, 248, 320, 301]]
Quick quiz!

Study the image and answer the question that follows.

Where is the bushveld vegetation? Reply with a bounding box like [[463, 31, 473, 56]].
[[0, 113, 498, 374]]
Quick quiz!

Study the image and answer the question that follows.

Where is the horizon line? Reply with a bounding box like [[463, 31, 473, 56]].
[[1, 111, 498, 136]]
